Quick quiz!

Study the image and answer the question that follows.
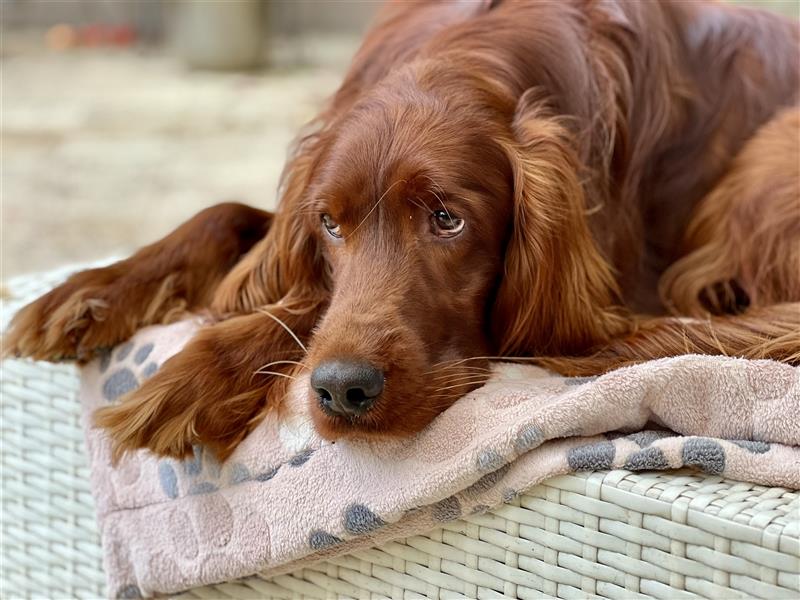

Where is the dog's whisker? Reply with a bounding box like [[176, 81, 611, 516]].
[[347, 178, 407, 239], [428, 356, 485, 369], [437, 386, 485, 396], [430, 355, 545, 370], [252, 369, 298, 381], [428, 374, 532, 395], [426, 393, 471, 401], [428, 371, 492, 382], [408, 196, 431, 213], [425, 365, 492, 376], [421, 175, 452, 219], [423, 362, 491, 373], [257, 359, 310, 371], [434, 373, 491, 383], [431, 371, 491, 381], [256, 308, 308, 353], [435, 194, 451, 220], [431, 379, 491, 394], [426, 362, 491, 371], [427, 373, 488, 382], [424, 369, 492, 378], [428, 378, 486, 388], [428, 376, 490, 386]]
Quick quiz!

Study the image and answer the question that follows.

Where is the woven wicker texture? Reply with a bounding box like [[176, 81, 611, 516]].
[[2, 265, 799, 599], [2, 264, 108, 599], [180, 471, 799, 599]]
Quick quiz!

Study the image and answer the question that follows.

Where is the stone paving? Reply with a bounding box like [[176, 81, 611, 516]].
[[2, 38, 355, 277]]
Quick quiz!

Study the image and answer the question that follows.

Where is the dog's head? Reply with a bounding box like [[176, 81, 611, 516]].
[[302, 68, 511, 437], [279, 62, 622, 440]]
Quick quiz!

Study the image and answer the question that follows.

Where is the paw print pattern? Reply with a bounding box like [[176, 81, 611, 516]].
[[251, 448, 316, 484], [116, 584, 143, 599], [100, 340, 160, 403], [462, 464, 510, 499], [563, 375, 599, 386], [102, 369, 139, 403], [157, 445, 318, 500], [514, 424, 544, 454], [308, 530, 342, 550], [158, 445, 226, 499], [731, 439, 771, 454], [682, 438, 726, 475], [476, 449, 505, 473], [624, 446, 669, 471], [133, 343, 154, 365], [625, 430, 675, 447], [432, 496, 461, 522], [621, 430, 674, 471], [567, 440, 616, 471], [158, 461, 179, 500], [343, 503, 385, 535]]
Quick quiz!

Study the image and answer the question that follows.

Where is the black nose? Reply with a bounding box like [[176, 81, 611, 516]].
[[311, 359, 384, 417]]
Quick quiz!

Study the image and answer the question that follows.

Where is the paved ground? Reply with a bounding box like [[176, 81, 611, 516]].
[[2, 36, 355, 278]]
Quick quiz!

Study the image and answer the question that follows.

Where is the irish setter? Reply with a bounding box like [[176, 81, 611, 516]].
[[5, 0, 799, 462]]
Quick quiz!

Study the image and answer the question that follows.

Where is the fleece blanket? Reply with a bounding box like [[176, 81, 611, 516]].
[[79, 320, 800, 598]]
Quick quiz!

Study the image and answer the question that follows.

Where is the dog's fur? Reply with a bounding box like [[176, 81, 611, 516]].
[[5, 0, 799, 461]]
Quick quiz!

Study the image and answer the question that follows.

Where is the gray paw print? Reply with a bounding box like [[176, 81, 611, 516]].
[[100, 341, 159, 403], [158, 443, 292, 500], [159, 445, 233, 499]]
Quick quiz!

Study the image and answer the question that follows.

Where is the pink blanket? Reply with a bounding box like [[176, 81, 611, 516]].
[[79, 321, 800, 597]]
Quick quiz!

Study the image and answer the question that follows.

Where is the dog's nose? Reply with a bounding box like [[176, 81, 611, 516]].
[[311, 359, 384, 417]]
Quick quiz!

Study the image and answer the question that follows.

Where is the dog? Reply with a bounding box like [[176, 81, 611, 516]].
[[5, 0, 799, 462]]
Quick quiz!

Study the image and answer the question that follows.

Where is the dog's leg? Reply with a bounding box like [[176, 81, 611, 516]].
[[541, 108, 800, 376], [659, 107, 800, 315], [93, 306, 321, 461], [4, 203, 272, 361], [537, 303, 800, 376], [93, 198, 329, 461], [90, 130, 329, 461]]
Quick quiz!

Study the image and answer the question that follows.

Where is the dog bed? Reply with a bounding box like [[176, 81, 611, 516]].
[[2, 263, 798, 599]]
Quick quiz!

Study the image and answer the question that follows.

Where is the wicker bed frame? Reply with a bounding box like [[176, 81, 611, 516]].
[[2, 265, 798, 599]]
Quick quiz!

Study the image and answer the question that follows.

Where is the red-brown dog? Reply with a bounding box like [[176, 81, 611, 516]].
[[6, 0, 799, 461]]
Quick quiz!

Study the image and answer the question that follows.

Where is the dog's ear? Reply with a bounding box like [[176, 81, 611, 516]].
[[106, 134, 335, 462], [212, 133, 330, 315], [492, 94, 626, 356]]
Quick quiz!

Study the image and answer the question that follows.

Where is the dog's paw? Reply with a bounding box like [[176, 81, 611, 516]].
[[4, 274, 114, 361], [94, 346, 212, 462], [93, 314, 278, 463], [94, 375, 198, 463], [94, 364, 262, 464], [4, 266, 185, 362]]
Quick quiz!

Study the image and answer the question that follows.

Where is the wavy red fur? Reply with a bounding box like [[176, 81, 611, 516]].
[[4, 0, 798, 460]]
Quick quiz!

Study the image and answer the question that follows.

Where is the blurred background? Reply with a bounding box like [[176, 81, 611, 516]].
[[1, 0, 797, 278]]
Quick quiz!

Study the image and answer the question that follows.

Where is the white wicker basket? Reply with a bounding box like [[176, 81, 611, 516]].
[[181, 470, 800, 600], [2, 264, 109, 599], [2, 265, 798, 599]]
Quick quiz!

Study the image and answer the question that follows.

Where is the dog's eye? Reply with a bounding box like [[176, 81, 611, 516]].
[[430, 210, 465, 238], [321, 214, 342, 238]]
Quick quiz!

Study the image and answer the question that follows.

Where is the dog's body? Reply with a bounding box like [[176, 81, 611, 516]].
[[6, 0, 799, 460]]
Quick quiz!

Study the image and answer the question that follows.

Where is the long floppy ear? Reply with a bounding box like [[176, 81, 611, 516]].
[[212, 132, 330, 314], [493, 96, 627, 356], [95, 135, 331, 462]]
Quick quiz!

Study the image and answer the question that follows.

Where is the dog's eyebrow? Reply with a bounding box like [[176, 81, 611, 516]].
[[400, 173, 453, 215], [417, 174, 453, 219], [299, 189, 334, 216]]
